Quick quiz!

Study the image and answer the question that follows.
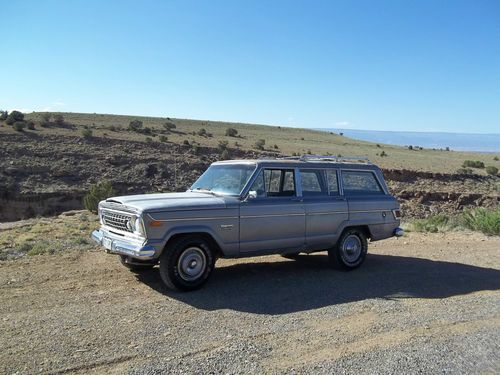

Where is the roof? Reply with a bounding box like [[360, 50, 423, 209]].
[[213, 155, 379, 169]]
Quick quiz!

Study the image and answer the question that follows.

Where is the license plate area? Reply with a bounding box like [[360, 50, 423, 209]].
[[102, 237, 113, 250]]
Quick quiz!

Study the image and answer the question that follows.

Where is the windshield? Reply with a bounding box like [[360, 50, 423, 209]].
[[190, 164, 256, 196]]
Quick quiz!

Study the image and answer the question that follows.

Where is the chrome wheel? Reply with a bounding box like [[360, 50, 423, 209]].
[[177, 247, 207, 281], [341, 235, 362, 264]]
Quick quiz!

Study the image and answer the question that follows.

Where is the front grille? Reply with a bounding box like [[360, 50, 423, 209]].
[[101, 210, 133, 232]]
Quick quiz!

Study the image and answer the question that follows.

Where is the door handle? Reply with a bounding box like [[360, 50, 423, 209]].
[[335, 197, 346, 201]]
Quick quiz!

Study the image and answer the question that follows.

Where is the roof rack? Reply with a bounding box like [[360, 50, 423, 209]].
[[278, 155, 372, 164]]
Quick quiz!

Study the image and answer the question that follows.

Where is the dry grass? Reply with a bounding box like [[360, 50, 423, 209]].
[[0, 111, 495, 174]]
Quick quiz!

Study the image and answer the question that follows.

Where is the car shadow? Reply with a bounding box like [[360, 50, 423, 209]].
[[136, 254, 500, 315]]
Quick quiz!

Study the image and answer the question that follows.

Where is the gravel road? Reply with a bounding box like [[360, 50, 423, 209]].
[[1, 232, 499, 374]]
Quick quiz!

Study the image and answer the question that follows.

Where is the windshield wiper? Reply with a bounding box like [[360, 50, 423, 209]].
[[190, 187, 219, 196]]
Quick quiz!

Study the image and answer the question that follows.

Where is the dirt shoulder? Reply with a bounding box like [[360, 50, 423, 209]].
[[1, 232, 499, 374]]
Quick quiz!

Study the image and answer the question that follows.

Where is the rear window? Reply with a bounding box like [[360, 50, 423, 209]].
[[342, 171, 384, 195]]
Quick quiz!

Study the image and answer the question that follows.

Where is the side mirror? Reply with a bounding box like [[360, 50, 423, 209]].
[[247, 190, 258, 200]]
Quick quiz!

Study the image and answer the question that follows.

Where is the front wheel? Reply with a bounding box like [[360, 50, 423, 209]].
[[329, 229, 368, 270], [159, 236, 215, 291]]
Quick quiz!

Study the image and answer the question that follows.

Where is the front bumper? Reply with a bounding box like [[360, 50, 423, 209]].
[[91, 229, 160, 260]]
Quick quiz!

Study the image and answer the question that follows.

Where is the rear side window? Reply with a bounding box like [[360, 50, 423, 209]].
[[300, 169, 327, 197], [342, 171, 384, 195]]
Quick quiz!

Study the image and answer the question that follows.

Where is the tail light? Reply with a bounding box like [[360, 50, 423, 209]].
[[392, 209, 402, 220]]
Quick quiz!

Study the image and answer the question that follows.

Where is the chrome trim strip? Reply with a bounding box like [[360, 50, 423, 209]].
[[147, 214, 239, 222], [240, 213, 305, 219], [350, 209, 388, 213], [306, 211, 349, 216]]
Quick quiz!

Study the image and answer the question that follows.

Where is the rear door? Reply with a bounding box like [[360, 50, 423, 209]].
[[239, 168, 305, 254], [300, 168, 348, 250]]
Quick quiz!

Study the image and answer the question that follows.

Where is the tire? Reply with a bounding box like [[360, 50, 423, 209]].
[[281, 252, 301, 260], [159, 235, 215, 291], [329, 229, 368, 270], [119, 255, 155, 273]]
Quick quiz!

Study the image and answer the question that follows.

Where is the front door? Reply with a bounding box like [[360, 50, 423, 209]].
[[239, 168, 305, 254]]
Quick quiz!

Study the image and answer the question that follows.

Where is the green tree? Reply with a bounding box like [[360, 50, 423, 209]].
[[6, 110, 24, 125], [83, 181, 117, 213]]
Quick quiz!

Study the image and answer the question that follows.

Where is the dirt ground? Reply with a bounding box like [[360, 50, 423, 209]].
[[1, 232, 499, 374]]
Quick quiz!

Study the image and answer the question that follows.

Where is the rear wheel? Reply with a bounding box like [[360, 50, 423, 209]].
[[329, 229, 367, 270], [119, 255, 155, 273], [159, 236, 215, 291]]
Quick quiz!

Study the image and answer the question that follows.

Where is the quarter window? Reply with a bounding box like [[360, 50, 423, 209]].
[[342, 171, 384, 195], [326, 169, 340, 196]]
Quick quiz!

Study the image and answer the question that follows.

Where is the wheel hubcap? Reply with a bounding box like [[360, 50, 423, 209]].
[[341, 235, 362, 263], [178, 247, 207, 281]]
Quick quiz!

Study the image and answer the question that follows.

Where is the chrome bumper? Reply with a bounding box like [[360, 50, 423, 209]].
[[91, 229, 160, 260], [394, 227, 405, 237]]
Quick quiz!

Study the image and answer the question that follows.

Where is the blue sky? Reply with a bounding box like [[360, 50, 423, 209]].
[[1, 0, 499, 133]]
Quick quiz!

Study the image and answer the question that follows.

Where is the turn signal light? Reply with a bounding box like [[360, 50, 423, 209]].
[[149, 220, 163, 227]]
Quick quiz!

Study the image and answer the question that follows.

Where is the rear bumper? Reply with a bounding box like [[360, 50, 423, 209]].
[[91, 229, 161, 260], [394, 227, 405, 237]]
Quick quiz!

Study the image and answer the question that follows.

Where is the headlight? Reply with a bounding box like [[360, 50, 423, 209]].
[[126, 215, 145, 236]]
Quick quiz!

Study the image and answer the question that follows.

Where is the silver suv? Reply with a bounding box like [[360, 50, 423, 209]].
[[91, 156, 403, 291]]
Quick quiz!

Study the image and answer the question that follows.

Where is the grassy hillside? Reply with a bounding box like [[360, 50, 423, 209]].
[[2, 111, 499, 174]]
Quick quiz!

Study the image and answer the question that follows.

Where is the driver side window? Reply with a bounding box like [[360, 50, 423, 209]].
[[249, 169, 296, 197]]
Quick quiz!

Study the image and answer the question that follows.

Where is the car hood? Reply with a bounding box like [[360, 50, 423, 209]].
[[101, 192, 227, 213]]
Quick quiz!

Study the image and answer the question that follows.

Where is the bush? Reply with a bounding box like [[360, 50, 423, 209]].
[[0, 110, 8, 121], [197, 128, 207, 136], [225, 128, 238, 137], [255, 139, 265, 150], [183, 139, 190, 146], [145, 137, 153, 143], [457, 168, 473, 174], [462, 160, 484, 169], [380, 150, 388, 157], [83, 181, 116, 213], [6, 110, 24, 125], [53, 114, 64, 125], [41, 113, 51, 123], [82, 128, 92, 139], [408, 215, 450, 233], [461, 207, 500, 235], [159, 135, 168, 142], [485, 166, 498, 175], [493, 156, 499, 161], [218, 140, 228, 151], [163, 122, 176, 131], [26, 121, 35, 130], [220, 149, 230, 160], [129, 119, 143, 131], [408, 145, 413, 150], [273, 144, 279, 149], [13, 121, 25, 132]]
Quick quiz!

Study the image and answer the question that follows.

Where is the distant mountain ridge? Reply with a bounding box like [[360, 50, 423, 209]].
[[317, 128, 500, 153]]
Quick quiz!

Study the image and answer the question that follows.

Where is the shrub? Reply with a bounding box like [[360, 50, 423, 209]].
[[225, 128, 238, 137], [274, 144, 279, 149], [41, 113, 51, 123], [408, 145, 413, 150], [159, 135, 168, 142], [220, 149, 230, 160], [218, 140, 228, 151], [82, 128, 92, 139], [108, 125, 117, 131], [183, 139, 190, 146], [485, 166, 498, 175], [380, 150, 388, 157], [494, 156, 499, 161], [26, 121, 35, 130], [83, 181, 116, 213], [145, 137, 153, 143], [13, 121, 25, 132], [6, 110, 24, 125], [197, 128, 207, 136], [408, 215, 450, 233], [129, 119, 143, 131], [445, 147, 450, 151], [462, 160, 484, 169], [255, 139, 265, 150], [0, 110, 8, 121], [53, 114, 64, 125], [163, 122, 176, 131], [192, 144, 200, 155], [457, 168, 473, 174], [460, 207, 500, 236]]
